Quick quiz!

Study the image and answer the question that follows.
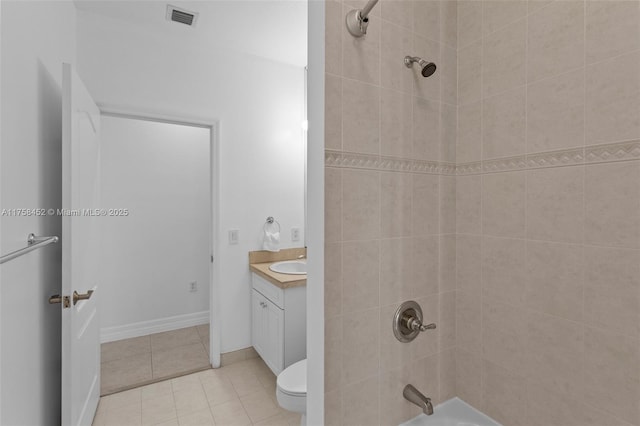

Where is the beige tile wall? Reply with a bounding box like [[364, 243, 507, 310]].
[[324, 0, 458, 424], [325, 0, 640, 424], [455, 1, 640, 426]]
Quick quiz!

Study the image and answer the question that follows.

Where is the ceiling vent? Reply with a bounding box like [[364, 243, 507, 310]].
[[166, 5, 198, 27]]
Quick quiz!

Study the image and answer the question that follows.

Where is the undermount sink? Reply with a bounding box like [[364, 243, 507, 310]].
[[269, 260, 307, 275]]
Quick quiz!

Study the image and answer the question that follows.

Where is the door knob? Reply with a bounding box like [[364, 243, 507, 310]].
[[73, 290, 94, 306]]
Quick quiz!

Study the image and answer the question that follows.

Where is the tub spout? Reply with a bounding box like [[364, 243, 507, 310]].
[[403, 384, 433, 415]]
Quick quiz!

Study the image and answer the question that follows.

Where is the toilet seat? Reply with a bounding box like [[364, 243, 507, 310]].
[[276, 358, 307, 423], [277, 359, 307, 396]]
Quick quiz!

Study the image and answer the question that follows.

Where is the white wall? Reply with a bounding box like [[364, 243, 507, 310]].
[[0, 1, 76, 424], [77, 11, 305, 352], [100, 116, 210, 337]]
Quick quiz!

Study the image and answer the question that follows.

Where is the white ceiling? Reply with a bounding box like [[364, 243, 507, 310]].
[[74, 0, 308, 67]]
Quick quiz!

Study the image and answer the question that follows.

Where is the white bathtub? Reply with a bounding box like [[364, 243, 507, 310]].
[[400, 397, 501, 426]]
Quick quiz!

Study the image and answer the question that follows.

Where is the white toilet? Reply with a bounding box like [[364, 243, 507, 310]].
[[276, 358, 307, 425]]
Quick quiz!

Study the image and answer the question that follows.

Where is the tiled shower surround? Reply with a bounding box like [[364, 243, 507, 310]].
[[323, 0, 458, 423], [324, 0, 640, 425]]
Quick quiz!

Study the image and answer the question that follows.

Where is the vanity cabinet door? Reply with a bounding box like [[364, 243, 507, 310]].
[[264, 298, 285, 375], [251, 290, 267, 360], [252, 289, 285, 375]]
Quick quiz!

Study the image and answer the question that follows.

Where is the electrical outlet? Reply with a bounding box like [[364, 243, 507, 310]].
[[189, 281, 198, 292], [229, 229, 239, 245], [291, 227, 300, 242]]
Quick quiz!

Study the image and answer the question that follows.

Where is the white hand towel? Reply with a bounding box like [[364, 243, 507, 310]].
[[263, 229, 281, 252]]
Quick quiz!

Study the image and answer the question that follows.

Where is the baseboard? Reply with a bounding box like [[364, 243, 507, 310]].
[[101, 311, 209, 343], [220, 346, 260, 367]]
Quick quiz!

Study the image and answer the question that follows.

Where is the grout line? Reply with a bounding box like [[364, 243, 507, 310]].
[[454, 0, 460, 402], [581, 0, 588, 409], [478, 0, 485, 408], [522, 0, 531, 409]]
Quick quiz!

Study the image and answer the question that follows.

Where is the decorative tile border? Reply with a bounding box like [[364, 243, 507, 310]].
[[527, 148, 584, 169], [457, 140, 640, 175], [326, 140, 640, 175], [325, 150, 457, 175], [456, 162, 482, 175], [585, 140, 640, 163], [483, 155, 528, 173]]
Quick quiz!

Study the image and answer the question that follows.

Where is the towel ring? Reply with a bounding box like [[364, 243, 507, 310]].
[[265, 216, 281, 233]]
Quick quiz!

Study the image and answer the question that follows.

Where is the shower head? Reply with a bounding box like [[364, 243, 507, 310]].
[[404, 56, 437, 78]]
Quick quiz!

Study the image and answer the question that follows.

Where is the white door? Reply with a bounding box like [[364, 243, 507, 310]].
[[61, 62, 101, 426]]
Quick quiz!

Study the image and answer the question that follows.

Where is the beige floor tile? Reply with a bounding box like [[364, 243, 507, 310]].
[[171, 373, 204, 393], [101, 327, 215, 393], [257, 370, 276, 391], [197, 368, 227, 384], [268, 391, 282, 410], [92, 403, 107, 426], [283, 412, 302, 426], [173, 386, 209, 417], [178, 408, 215, 426], [245, 347, 259, 360], [255, 370, 277, 392], [102, 354, 152, 394], [95, 398, 109, 415], [102, 336, 151, 363], [253, 413, 290, 426], [141, 381, 173, 400], [150, 327, 201, 352], [104, 400, 142, 426], [246, 357, 272, 374], [277, 408, 302, 426], [141, 393, 177, 425], [210, 399, 252, 426], [202, 337, 210, 355], [152, 420, 179, 426], [220, 359, 259, 379], [221, 350, 247, 366], [152, 342, 210, 378], [230, 372, 264, 397], [204, 381, 238, 406], [105, 415, 142, 426], [240, 389, 281, 423], [196, 324, 209, 340], [96, 342, 286, 426], [102, 388, 142, 410]]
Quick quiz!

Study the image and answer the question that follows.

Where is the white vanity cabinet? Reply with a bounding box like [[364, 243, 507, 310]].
[[251, 272, 306, 376]]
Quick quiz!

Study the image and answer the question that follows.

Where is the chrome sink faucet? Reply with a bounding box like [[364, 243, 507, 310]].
[[403, 384, 433, 415]]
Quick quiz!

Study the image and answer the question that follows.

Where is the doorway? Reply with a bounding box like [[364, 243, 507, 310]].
[[97, 112, 218, 395]]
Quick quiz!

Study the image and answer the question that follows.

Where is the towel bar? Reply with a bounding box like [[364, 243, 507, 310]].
[[0, 233, 59, 265]]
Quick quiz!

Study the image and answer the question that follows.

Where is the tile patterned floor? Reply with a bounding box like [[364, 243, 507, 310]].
[[93, 357, 302, 426], [101, 325, 211, 395]]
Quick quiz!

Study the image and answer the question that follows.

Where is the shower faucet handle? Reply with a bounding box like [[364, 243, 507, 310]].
[[410, 319, 436, 332], [393, 301, 436, 343], [406, 315, 436, 332]]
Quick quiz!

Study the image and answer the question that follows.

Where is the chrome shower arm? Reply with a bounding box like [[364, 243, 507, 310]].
[[360, 0, 379, 20]]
